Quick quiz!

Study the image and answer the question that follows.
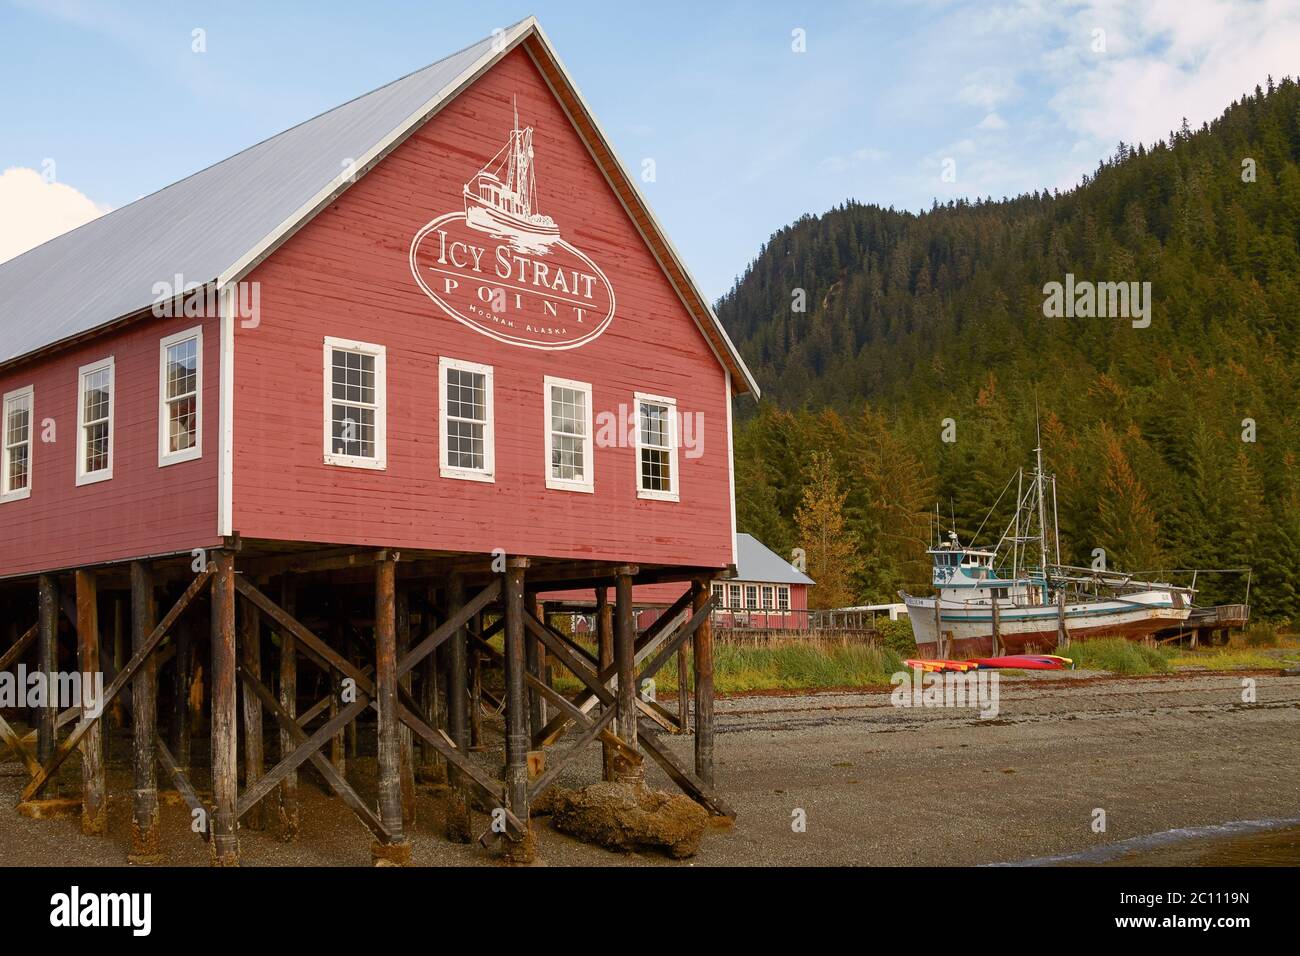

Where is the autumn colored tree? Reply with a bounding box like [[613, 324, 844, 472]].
[[794, 451, 859, 609]]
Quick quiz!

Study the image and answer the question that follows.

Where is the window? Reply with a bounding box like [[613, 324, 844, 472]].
[[761, 585, 774, 610], [439, 356, 493, 481], [777, 586, 791, 611], [728, 584, 742, 609], [634, 392, 678, 501], [1, 386, 33, 502], [323, 337, 386, 469], [544, 376, 592, 492], [745, 585, 758, 610], [158, 327, 202, 466], [76, 357, 114, 485], [711, 583, 724, 607]]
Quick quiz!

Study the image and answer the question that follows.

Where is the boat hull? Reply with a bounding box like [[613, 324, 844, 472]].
[[901, 592, 1191, 657]]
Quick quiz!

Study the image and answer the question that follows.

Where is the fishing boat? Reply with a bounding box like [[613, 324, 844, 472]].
[[463, 99, 561, 254], [900, 440, 1195, 657]]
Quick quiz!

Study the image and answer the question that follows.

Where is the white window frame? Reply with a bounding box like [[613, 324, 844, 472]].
[[778, 586, 791, 611], [634, 391, 679, 502], [439, 356, 494, 482], [1, 385, 34, 503], [761, 585, 774, 610], [322, 336, 387, 470], [728, 584, 742, 609], [76, 356, 114, 486], [711, 583, 724, 607], [158, 326, 204, 467], [745, 585, 758, 610], [544, 375, 593, 493]]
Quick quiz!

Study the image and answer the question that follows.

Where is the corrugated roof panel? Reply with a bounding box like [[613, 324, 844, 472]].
[[735, 533, 814, 585], [0, 29, 504, 367]]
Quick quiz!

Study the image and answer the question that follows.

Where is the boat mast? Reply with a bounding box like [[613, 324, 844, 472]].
[[1012, 468, 1022, 579], [1035, 417, 1049, 596]]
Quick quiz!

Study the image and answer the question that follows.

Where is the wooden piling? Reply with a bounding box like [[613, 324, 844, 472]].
[[468, 610, 483, 750], [75, 569, 107, 835], [239, 590, 265, 830], [613, 568, 640, 781], [396, 585, 416, 826], [1057, 590, 1069, 648], [36, 574, 57, 768], [210, 551, 239, 866], [503, 557, 534, 861], [525, 596, 543, 737], [991, 597, 1001, 657], [418, 588, 440, 778], [277, 574, 299, 838], [692, 577, 715, 787], [171, 613, 193, 773], [372, 554, 409, 864], [128, 561, 161, 863], [595, 586, 614, 780], [444, 572, 471, 842]]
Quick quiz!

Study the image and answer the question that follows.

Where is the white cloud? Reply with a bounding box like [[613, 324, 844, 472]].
[[976, 112, 1008, 130], [958, 66, 1019, 111], [818, 147, 888, 174], [0, 167, 110, 265]]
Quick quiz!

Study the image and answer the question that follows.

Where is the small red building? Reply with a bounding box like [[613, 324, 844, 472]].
[[0, 17, 755, 863]]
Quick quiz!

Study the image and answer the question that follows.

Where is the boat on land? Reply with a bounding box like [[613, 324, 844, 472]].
[[900, 440, 1195, 658]]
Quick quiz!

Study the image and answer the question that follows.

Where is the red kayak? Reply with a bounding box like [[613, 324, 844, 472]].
[[964, 654, 1072, 670]]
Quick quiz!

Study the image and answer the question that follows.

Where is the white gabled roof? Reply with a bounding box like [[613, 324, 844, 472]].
[[0, 17, 759, 396]]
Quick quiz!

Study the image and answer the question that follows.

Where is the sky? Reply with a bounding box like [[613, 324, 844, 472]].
[[2, 0, 1300, 299]]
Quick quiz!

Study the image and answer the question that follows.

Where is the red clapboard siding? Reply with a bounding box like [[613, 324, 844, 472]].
[[0, 312, 221, 577], [232, 48, 733, 568]]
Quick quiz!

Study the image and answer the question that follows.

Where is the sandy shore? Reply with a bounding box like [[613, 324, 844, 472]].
[[2, 670, 1298, 866]]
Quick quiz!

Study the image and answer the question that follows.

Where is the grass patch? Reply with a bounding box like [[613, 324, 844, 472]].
[[1169, 646, 1284, 670], [551, 639, 904, 694], [1062, 637, 1173, 675]]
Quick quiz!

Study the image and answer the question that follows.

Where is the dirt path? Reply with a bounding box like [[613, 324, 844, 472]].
[[2, 671, 1297, 866]]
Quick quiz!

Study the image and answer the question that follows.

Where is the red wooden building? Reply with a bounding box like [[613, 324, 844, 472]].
[[0, 17, 755, 864]]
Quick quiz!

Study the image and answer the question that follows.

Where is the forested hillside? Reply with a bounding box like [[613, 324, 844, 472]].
[[719, 76, 1300, 618]]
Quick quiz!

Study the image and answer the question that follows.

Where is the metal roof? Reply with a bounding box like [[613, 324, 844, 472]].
[[0, 17, 758, 396], [735, 533, 814, 585]]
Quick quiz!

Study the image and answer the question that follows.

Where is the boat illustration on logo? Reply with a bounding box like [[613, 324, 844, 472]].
[[409, 96, 616, 350], [462, 99, 561, 254]]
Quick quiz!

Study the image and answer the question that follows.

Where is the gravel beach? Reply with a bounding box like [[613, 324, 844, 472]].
[[2, 670, 1297, 866]]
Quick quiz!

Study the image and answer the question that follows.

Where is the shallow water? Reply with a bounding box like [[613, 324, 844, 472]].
[[1000, 817, 1300, 866], [1104, 823, 1300, 866]]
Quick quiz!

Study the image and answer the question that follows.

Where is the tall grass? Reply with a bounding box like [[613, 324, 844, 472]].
[[1063, 637, 1173, 675], [550, 639, 905, 695]]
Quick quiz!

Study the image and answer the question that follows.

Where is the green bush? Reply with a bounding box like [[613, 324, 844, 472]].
[[875, 617, 917, 655], [1243, 620, 1281, 647]]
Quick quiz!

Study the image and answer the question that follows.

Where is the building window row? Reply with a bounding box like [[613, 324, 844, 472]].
[[325, 339, 679, 498], [711, 582, 791, 611]]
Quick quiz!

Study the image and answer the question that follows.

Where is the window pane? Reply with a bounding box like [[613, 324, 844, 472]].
[[447, 418, 485, 470], [6, 398, 30, 447], [640, 447, 671, 491], [639, 401, 668, 449], [84, 369, 110, 423], [85, 421, 109, 473], [7, 445, 28, 490], [167, 396, 198, 452], [166, 339, 198, 400], [447, 368, 485, 422], [331, 403, 375, 458]]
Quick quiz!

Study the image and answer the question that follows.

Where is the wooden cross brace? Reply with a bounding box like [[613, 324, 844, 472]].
[[20, 565, 216, 802], [233, 575, 525, 838]]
